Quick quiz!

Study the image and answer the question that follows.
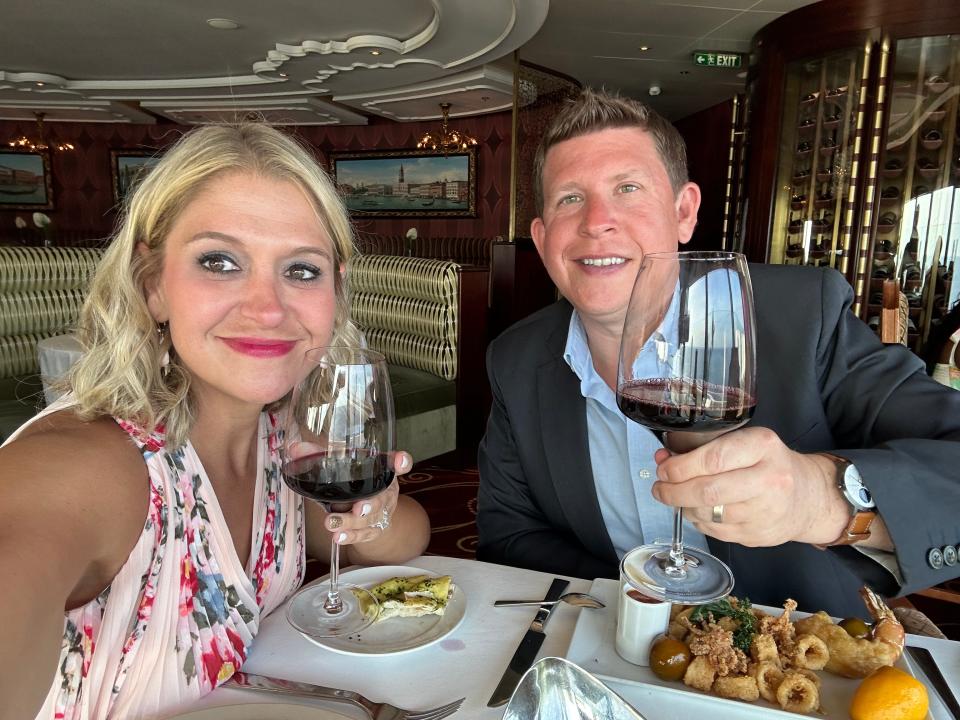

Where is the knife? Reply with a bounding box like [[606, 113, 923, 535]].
[[906, 645, 960, 720], [487, 577, 570, 707]]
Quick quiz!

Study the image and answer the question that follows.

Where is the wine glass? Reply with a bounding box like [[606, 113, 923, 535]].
[[280, 346, 396, 637], [617, 251, 757, 604]]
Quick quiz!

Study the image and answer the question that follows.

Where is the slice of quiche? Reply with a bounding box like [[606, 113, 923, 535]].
[[356, 574, 455, 621]]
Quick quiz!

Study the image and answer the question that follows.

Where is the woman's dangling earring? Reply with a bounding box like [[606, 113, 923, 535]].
[[157, 322, 170, 377]]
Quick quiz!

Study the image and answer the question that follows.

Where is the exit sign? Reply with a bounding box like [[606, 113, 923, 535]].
[[693, 51, 743, 68]]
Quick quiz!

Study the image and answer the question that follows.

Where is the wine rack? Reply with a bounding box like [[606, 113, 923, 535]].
[[871, 35, 959, 350], [764, 37, 959, 354], [770, 49, 864, 271]]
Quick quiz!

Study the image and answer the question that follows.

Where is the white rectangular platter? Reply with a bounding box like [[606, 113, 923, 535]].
[[565, 578, 950, 720]]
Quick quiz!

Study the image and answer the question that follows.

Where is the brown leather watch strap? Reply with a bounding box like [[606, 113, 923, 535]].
[[813, 454, 876, 549]]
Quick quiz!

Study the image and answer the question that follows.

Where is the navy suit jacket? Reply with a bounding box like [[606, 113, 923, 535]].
[[477, 264, 960, 618]]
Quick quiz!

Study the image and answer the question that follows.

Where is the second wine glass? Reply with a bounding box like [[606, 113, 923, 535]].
[[617, 250, 757, 604], [280, 346, 396, 637]]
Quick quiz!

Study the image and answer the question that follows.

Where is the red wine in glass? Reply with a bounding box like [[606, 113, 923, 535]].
[[617, 251, 757, 604], [283, 450, 395, 505], [617, 378, 756, 434]]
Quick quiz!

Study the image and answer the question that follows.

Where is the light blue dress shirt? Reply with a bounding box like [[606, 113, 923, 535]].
[[563, 311, 709, 560]]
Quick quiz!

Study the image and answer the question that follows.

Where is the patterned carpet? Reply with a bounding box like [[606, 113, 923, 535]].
[[400, 464, 479, 560]]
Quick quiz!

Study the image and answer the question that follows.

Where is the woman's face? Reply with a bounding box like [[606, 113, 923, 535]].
[[145, 170, 339, 411]]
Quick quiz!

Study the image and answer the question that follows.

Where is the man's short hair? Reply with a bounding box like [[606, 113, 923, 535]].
[[532, 87, 690, 215]]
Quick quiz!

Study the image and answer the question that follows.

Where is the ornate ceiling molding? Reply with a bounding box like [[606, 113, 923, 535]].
[[0, 0, 548, 125], [338, 66, 515, 120]]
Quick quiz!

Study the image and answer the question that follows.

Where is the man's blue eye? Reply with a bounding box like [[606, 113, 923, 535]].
[[618, 184, 639, 193], [559, 194, 582, 205], [198, 253, 239, 273]]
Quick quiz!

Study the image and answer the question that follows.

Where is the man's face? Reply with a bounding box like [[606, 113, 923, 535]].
[[531, 126, 700, 330]]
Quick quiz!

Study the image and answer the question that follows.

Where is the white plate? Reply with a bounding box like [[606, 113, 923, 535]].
[[170, 703, 350, 719], [290, 565, 466, 656], [566, 578, 944, 720]]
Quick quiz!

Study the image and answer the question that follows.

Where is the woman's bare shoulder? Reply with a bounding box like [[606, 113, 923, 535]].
[[9, 408, 145, 470], [0, 409, 152, 599]]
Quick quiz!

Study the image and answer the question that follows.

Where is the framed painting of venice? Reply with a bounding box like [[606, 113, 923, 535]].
[[0, 150, 53, 209], [111, 149, 162, 203], [330, 148, 476, 217]]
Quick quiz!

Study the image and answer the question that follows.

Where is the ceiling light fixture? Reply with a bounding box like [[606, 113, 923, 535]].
[[369, 49, 382, 56], [639, 46, 649, 51], [416, 103, 478, 155], [7, 112, 74, 152]]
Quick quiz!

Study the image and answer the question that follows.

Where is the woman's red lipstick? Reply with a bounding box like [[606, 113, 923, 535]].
[[222, 338, 297, 357]]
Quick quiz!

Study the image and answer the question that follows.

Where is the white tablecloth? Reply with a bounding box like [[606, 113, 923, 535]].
[[186, 555, 960, 720], [36, 333, 83, 404], [192, 556, 590, 719]]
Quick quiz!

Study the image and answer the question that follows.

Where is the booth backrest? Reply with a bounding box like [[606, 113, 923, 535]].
[[350, 255, 460, 381], [349, 253, 490, 464], [0, 246, 103, 379]]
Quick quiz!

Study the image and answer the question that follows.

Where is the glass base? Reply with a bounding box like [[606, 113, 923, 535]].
[[623, 543, 734, 604], [286, 582, 378, 638]]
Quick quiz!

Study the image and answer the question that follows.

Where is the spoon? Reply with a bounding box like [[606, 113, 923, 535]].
[[494, 592, 605, 609]]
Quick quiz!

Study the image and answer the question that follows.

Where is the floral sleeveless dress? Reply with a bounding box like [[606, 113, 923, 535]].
[[10, 402, 305, 720]]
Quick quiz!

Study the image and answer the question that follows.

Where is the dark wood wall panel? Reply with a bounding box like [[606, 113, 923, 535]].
[[675, 99, 734, 252], [0, 112, 511, 243]]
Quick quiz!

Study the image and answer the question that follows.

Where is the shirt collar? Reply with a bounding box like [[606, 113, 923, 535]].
[[563, 310, 615, 404]]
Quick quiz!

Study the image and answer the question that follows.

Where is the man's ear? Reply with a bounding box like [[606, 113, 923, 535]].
[[675, 182, 701, 246], [531, 216, 547, 259]]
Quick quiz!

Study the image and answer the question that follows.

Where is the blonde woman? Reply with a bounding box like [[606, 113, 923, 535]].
[[0, 123, 430, 720]]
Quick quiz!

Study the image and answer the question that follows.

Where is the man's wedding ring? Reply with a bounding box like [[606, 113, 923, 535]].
[[371, 507, 391, 531], [711, 504, 725, 523]]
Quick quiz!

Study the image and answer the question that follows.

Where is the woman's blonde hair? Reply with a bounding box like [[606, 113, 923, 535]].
[[69, 122, 360, 447]]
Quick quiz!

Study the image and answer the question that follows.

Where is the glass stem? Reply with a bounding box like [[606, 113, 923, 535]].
[[324, 533, 344, 614], [666, 507, 688, 577]]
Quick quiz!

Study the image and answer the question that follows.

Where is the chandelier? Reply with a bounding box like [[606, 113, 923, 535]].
[[416, 103, 478, 154], [8, 112, 74, 152]]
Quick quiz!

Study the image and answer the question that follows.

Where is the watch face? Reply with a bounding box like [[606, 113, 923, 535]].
[[843, 467, 876, 509]]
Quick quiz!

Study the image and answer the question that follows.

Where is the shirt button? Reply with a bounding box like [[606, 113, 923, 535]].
[[927, 547, 944, 570], [943, 545, 958, 567], [638, 469, 651, 479]]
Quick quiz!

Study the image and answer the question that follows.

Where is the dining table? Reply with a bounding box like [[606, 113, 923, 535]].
[[185, 554, 960, 720]]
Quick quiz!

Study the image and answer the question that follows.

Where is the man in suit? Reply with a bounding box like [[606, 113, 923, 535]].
[[476, 88, 960, 618]]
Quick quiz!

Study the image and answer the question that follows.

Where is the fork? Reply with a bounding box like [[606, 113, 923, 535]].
[[228, 672, 465, 720]]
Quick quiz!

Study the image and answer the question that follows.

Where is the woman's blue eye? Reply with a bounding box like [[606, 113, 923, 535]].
[[198, 252, 239, 273], [286, 263, 320, 282]]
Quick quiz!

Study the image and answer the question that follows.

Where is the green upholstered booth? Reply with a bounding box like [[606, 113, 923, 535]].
[[0, 246, 103, 441]]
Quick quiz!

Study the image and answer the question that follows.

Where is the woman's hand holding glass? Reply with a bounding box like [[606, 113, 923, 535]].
[[294, 452, 411, 545]]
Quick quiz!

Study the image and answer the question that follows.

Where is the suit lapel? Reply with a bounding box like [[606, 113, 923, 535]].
[[537, 313, 618, 564]]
